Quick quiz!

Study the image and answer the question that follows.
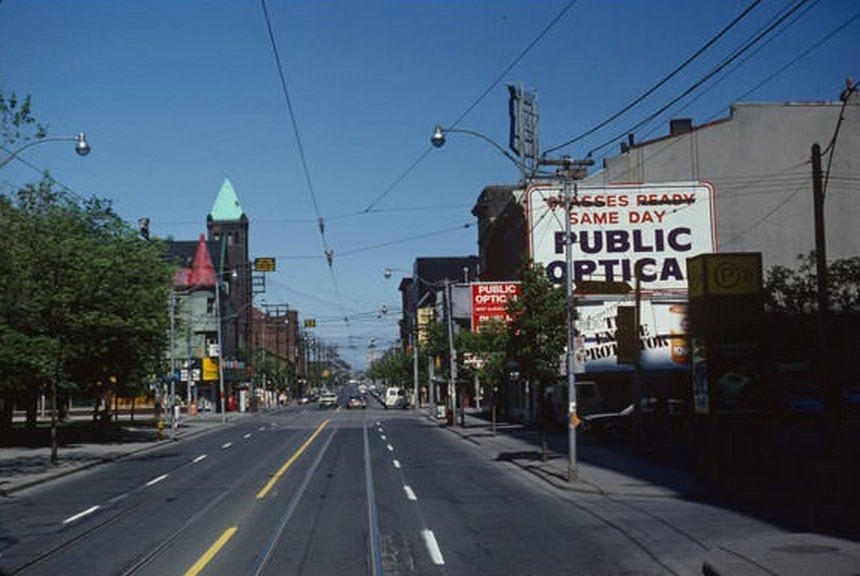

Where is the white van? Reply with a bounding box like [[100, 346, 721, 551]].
[[385, 387, 406, 409]]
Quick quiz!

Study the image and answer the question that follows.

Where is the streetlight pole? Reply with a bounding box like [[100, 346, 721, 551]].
[[215, 275, 226, 423], [538, 156, 592, 481], [0, 133, 91, 169], [432, 124, 591, 478]]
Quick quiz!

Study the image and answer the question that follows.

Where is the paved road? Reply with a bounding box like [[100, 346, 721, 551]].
[[2, 402, 860, 575]]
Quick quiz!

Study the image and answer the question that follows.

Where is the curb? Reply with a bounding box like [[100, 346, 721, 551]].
[[0, 417, 229, 497]]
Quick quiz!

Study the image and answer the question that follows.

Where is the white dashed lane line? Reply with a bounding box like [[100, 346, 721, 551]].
[[145, 474, 169, 487], [62, 505, 100, 525], [403, 485, 417, 501], [244, 433, 252, 440], [221, 442, 232, 449], [422, 529, 445, 565], [192, 454, 207, 463], [386, 444, 394, 452], [392, 459, 401, 469]]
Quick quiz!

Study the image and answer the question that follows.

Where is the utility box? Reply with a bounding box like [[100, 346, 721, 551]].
[[687, 253, 765, 415]]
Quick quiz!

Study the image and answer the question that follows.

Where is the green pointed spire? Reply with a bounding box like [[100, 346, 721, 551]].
[[209, 178, 245, 221]]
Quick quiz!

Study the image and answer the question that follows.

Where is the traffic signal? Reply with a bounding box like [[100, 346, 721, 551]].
[[138, 217, 150, 240]]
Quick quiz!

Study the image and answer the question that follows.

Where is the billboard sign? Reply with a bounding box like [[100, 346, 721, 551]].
[[527, 182, 716, 291], [576, 299, 689, 372], [471, 281, 521, 332]]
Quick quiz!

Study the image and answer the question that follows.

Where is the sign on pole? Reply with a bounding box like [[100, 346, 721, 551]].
[[470, 281, 521, 332], [527, 182, 716, 292]]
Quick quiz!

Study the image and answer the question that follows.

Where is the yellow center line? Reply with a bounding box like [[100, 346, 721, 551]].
[[183, 526, 237, 576], [256, 419, 330, 499]]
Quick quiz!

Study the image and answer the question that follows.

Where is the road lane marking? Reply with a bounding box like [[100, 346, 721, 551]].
[[183, 526, 237, 576], [393, 459, 401, 469], [244, 433, 252, 439], [256, 419, 330, 499], [192, 454, 207, 463], [403, 485, 417, 501], [387, 444, 394, 452], [253, 428, 336, 575], [422, 529, 445, 565], [380, 434, 387, 440], [145, 474, 169, 487], [221, 442, 232, 449], [108, 494, 128, 504], [63, 505, 100, 525]]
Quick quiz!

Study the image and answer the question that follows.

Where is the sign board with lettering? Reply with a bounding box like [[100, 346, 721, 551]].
[[527, 182, 716, 292], [254, 257, 276, 272], [471, 281, 521, 332], [687, 253, 762, 298]]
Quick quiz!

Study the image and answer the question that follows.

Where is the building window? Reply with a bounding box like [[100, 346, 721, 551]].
[[207, 297, 215, 315]]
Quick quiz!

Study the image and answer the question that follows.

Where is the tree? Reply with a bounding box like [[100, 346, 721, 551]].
[[506, 260, 567, 458], [765, 252, 860, 314], [0, 180, 173, 457], [458, 317, 509, 429]]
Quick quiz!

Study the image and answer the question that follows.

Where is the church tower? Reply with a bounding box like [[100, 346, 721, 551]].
[[207, 178, 252, 374]]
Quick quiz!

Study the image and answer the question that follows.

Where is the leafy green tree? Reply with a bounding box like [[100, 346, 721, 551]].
[[0, 180, 173, 457], [458, 317, 509, 426], [506, 260, 567, 458], [765, 252, 860, 314], [1, 85, 46, 146]]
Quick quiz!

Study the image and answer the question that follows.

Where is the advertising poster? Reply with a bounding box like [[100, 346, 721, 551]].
[[527, 182, 716, 292], [575, 299, 689, 372]]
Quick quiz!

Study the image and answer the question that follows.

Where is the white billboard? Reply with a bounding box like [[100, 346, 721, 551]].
[[527, 182, 716, 291], [576, 299, 689, 372]]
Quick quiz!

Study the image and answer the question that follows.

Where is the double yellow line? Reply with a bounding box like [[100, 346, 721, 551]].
[[183, 419, 330, 575]]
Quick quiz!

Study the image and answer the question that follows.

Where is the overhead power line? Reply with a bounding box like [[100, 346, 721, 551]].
[[544, 0, 764, 156], [586, 0, 813, 159], [260, 0, 353, 344], [362, 0, 579, 213]]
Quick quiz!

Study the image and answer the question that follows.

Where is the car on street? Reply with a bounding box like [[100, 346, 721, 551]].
[[384, 386, 407, 409], [318, 391, 338, 409], [347, 395, 367, 409]]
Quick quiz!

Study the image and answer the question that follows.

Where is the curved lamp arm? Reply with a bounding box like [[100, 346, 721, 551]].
[[0, 133, 91, 170], [431, 125, 535, 177]]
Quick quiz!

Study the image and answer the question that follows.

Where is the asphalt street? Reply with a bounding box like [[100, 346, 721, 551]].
[[2, 398, 860, 575]]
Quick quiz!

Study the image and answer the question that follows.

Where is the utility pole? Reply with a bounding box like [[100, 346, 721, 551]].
[[444, 279, 458, 425], [538, 156, 592, 481], [811, 142, 834, 419]]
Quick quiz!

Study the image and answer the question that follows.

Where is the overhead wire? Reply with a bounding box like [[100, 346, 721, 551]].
[[362, 0, 579, 213], [260, 0, 355, 348], [585, 0, 814, 159], [543, 0, 764, 156]]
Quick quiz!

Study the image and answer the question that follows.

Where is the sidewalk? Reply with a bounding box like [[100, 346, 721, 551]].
[[445, 411, 703, 497], [0, 412, 233, 496], [437, 409, 860, 575]]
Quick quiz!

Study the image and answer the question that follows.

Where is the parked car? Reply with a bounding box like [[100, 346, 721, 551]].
[[318, 391, 338, 409], [384, 387, 407, 409]]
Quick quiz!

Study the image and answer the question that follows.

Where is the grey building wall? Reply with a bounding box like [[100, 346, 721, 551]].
[[587, 92, 860, 271]]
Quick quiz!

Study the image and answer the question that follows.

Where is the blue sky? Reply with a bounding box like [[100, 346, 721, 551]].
[[1, 0, 857, 369]]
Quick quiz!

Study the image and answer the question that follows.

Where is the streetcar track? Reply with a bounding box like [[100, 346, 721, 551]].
[[3, 424, 269, 575], [251, 426, 337, 575]]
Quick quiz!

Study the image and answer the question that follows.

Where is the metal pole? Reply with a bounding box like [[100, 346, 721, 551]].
[[564, 177, 577, 481], [412, 328, 420, 410], [215, 277, 226, 423], [169, 288, 177, 440], [445, 280, 458, 425]]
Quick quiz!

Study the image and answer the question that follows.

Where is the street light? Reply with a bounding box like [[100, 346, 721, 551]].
[[0, 133, 91, 170], [431, 124, 591, 480]]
